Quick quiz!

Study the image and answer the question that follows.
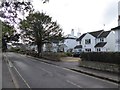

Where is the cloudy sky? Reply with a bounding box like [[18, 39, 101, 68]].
[[32, 0, 119, 36]]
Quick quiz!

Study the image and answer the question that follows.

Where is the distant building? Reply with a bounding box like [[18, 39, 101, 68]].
[[60, 29, 78, 52]]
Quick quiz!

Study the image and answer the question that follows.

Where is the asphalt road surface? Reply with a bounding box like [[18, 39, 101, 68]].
[[4, 52, 119, 88]]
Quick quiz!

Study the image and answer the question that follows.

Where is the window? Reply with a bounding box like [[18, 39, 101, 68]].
[[85, 39, 91, 44], [85, 49, 91, 52], [100, 38, 104, 42], [97, 48, 101, 52], [79, 41, 81, 45]]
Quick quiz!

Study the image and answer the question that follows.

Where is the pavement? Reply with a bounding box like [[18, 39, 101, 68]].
[[0, 52, 2, 90], [26, 55, 119, 84], [3, 52, 119, 88], [2, 53, 15, 88]]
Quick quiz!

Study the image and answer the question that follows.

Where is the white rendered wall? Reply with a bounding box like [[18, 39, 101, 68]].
[[81, 33, 96, 52], [114, 30, 120, 52], [118, 1, 120, 26], [105, 31, 116, 52], [64, 39, 78, 52]]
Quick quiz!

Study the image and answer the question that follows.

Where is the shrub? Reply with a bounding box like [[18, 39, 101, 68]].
[[80, 52, 120, 64], [65, 52, 73, 57], [41, 52, 67, 61], [9, 47, 20, 52]]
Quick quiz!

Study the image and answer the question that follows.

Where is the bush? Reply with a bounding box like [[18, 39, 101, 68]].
[[80, 52, 120, 64], [65, 52, 73, 57], [9, 47, 21, 52], [42, 52, 67, 61]]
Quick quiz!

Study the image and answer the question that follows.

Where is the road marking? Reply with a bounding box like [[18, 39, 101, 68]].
[[38, 60, 118, 86], [3, 54, 19, 88], [11, 53, 118, 86], [13, 66, 31, 89], [66, 80, 82, 88], [8, 60, 13, 68], [7, 64, 20, 88], [5, 53, 31, 89]]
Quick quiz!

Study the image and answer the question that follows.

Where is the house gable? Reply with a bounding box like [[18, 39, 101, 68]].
[[81, 33, 96, 52], [76, 33, 86, 41]]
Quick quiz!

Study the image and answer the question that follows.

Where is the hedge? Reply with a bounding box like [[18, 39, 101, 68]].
[[80, 52, 120, 64], [41, 52, 67, 61]]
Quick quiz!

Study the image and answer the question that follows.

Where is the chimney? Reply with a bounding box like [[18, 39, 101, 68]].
[[71, 29, 74, 36]]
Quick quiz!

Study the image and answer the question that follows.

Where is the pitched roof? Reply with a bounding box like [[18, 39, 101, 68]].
[[111, 26, 120, 30], [94, 42, 107, 47], [76, 33, 86, 41], [64, 37, 77, 39], [89, 30, 104, 37], [77, 30, 111, 41], [74, 45, 82, 49], [98, 31, 111, 38]]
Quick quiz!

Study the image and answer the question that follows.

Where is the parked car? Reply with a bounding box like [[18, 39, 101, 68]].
[[73, 52, 81, 57]]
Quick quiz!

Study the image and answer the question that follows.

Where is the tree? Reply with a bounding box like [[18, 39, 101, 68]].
[[2, 21, 20, 42], [1, 20, 21, 51], [1, 21, 13, 51], [0, 0, 34, 24], [20, 12, 63, 57], [0, 0, 49, 25]]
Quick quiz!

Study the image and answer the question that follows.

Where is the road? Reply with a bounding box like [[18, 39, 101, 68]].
[[4, 52, 118, 88]]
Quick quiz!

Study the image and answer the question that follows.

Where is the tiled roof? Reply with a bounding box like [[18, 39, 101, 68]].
[[77, 30, 111, 41], [74, 45, 82, 49], [111, 26, 120, 30], [94, 42, 107, 47], [76, 33, 86, 41], [98, 31, 111, 38], [89, 30, 104, 37], [64, 37, 77, 39]]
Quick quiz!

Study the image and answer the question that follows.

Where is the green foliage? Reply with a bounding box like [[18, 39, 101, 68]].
[[0, 0, 49, 25], [0, 0, 34, 25], [65, 52, 73, 56], [2, 21, 14, 37], [80, 52, 120, 64], [9, 47, 20, 52], [42, 52, 66, 61], [20, 12, 63, 55]]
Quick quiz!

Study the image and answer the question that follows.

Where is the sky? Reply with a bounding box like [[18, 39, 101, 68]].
[[32, 0, 119, 36]]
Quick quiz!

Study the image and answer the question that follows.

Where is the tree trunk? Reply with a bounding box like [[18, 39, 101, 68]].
[[37, 42, 43, 57]]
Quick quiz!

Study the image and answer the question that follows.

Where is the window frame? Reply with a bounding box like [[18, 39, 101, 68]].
[[85, 39, 91, 44]]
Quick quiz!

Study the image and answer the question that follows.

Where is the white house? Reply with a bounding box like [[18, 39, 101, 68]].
[[111, 26, 120, 52], [110, 1, 120, 52], [76, 30, 115, 52], [95, 30, 115, 52], [60, 29, 78, 52]]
